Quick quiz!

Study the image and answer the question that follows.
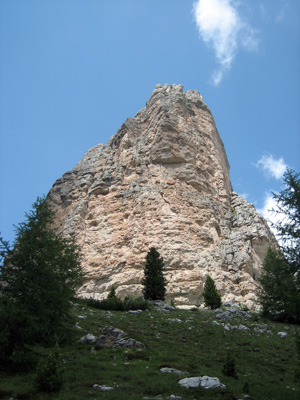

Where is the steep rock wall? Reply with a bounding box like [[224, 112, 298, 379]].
[[48, 84, 277, 309]]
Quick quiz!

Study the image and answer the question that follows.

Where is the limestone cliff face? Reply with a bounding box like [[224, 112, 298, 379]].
[[48, 84, 277, 309]]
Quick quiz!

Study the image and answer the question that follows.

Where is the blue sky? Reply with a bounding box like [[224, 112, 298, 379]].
[[1, 0, 299, 243]]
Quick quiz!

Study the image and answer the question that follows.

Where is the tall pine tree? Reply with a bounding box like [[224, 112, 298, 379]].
[[0, 197, 83, 366], [258, 169, 300, 322], [142, 247, 166, 301]]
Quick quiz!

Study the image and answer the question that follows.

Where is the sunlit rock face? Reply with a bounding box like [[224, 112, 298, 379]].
[[48, 84, 277, 309]]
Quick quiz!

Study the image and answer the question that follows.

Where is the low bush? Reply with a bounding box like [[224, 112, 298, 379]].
[[87, 296, 148, 311], [123, 296, 149, 311], [34, 343, 64, 393], [222, 351, 237, 379]]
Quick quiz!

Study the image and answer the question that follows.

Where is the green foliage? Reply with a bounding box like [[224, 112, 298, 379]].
[[0, 301, 39, 371], [87, 296, 124, 311], [123, 296, 149, 311], [34, 343, 64, 393], [296, 332, 300, 358], [272, 169, 300, 269], [203, 275, 222, 309], [142, 247, 167, 301], [258, 248, 300, 322], [108, 286, 117, 298], [0, 197, 83, 368], [258, 169, 300, 323], [222, 352, 237, 379], [242, 382, 250, 394], [295, 332, 300, 384], [87, 294, 148, 311]]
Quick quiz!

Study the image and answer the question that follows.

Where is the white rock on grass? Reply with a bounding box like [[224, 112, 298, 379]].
[[278, 332, 287, 338], [167, 318, 183, 323], [92, 384, 114, 391], [80, 333, 96, 344], [160, 367, 187, 375], [128, 310, 143, 314], [178, 376, 226, 390]]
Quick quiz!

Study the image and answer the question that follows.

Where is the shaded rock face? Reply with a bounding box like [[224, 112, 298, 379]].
[[48, 84, 277, 309]]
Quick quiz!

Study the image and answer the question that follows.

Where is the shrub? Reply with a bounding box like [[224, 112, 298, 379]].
[[87, 296, 124, 311], [295, 332, 300, 384], [123, 296, 148, 311], [87, 295, 148, 311], [34, 343, 64, 393], [242, 382, 250, 394], [222, 352, 237, 379]]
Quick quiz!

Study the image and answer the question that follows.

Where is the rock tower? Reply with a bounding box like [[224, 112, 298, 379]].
[[48, 84, 277, 309]]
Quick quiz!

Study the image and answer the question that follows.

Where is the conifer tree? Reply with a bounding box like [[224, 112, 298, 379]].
[[0, 197, 82, 366], [258, 169, 300, 322], [108, 286, 117, 298], [34, 343, 64, 392], [203, 275, 222, 309], [258, 248, 299, 321], [142, 247, 166, 301], [222, 351, 237, 379]]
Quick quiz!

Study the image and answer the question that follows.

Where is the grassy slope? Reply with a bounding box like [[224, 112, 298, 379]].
[[1, 302, 299, 400]]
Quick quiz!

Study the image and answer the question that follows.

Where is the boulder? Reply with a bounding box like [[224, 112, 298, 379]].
[[93, 384, 115, 391], [80, 326, 144, 349], [278, 332, 287, 338], [178, 375, 226, 390], [160, 367, 187, 375], [97, 326, 145, 348], [80, 333, 96, 344]]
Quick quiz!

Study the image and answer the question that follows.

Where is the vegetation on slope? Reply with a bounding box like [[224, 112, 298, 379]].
[[0, 300, 299, 400]]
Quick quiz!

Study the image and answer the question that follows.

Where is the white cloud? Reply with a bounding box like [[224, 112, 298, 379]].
[[275, 1, 288, 23], [258, 193, 282, 237], [256, 155, 287, 180], [259, 3, 267, 19], [193, 0, 259, 85]]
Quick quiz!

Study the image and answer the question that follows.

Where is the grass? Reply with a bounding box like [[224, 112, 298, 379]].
[[1, 300, 300, 400]]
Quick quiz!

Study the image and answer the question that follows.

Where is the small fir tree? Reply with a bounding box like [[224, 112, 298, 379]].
[[108, 286, 117, 298], [34, 343, 64, 392], [203, 275, 222, 309], [222, 351, 237, 379], [142, 247, 166, 301], [295, 332, 300, 383]]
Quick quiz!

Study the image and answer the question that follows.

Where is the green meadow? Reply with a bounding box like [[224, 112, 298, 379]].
[[1, 300, 299, 400]]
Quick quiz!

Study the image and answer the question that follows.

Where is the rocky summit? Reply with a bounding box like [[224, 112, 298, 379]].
[[48, 84, 277, 309]]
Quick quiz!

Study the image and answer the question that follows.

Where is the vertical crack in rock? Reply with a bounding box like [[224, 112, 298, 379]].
[[47, 84, 278, 309]]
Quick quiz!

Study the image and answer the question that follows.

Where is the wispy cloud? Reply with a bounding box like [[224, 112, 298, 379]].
[[275, 1, 288, 23], [193, 0, 259, 85], [259, 3, 267, 19], [258, 192, 282, 237], [256, 154, 287, 180]]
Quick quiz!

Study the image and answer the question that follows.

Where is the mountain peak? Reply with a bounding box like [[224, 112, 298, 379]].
[[48, 85, 277, 309]]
